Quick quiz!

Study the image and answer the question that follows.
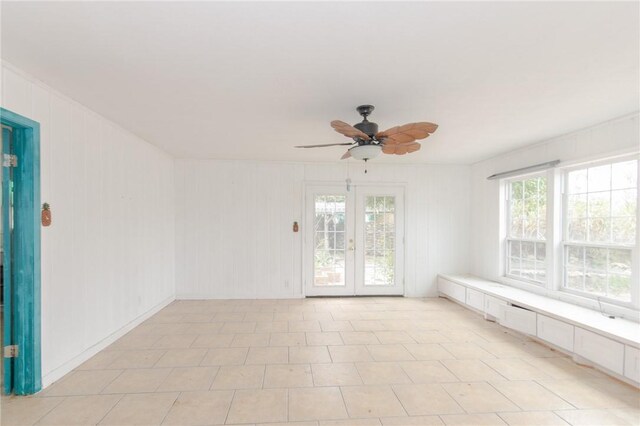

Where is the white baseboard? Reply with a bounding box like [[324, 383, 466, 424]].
[[40, 295, 175, 389]]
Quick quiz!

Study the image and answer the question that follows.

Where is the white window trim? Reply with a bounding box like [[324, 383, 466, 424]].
[[498, 153, 640, 321]]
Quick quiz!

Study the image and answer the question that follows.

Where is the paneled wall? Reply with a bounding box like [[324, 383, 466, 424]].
[[175, 160, 470, 298], [469, 114, 640, 281], [1, 63, 176, 385]]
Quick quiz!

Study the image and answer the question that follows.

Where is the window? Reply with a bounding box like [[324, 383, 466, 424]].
[[563, 160, 638, 302], [505, 175, 547, 284]]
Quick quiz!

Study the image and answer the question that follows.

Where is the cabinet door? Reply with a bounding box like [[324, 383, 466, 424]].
[[484, 295, 507, 321], [466, 288, 484, 311], [438, 278, 466, 303], [624, 345, 640, 384], [574, 328, 624, 375], [537, 315, 574, 352], [501, 305, 537, 335]]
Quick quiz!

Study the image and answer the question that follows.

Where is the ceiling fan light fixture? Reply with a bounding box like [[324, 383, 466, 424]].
[[349, 144, 381, 161]]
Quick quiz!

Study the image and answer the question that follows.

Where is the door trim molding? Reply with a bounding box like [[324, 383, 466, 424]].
[[0, 107, 41, 395]]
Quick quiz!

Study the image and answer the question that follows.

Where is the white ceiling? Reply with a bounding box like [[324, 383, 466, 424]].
[[2, 2, 638, 164]]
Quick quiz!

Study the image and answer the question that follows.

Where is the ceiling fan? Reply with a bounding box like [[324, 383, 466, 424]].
[[295, 105, 438, 162]]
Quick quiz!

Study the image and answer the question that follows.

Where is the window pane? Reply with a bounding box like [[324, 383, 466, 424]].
[[608, 249, 631, 274], [611, 217, 636, 244], [588, 217, 610, 243], [567, 169, 588, 194], [611, 189, 636, 217], [567, 218, 587, 241], [585, 247, 607, 271], [612, 160, 637, 190], [568, 194, 587, 218], [588, 164, 611, 192], [608, 274, 631, 301], [584, 271, 606, 296]]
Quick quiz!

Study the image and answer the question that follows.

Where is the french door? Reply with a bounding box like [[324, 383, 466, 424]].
[[305, 184, 404, 296]]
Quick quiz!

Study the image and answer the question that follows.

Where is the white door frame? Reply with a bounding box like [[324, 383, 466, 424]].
[[303, 182, 406, 297]]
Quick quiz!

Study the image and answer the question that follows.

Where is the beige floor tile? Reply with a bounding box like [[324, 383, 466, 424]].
[[108, 333, 161, 350], [440, 359, 506, 382], [151, 334, 197, 349], [329, 345, 373, 362], [40, 370, 123, 397], [37, 394, 122, 425], [191, 333, 235, 348], [440, 342, 496, 359], [340, 332, 380, 345], [440, 413, 507, 425], [156, 366, 219, 391], [608, 407, 640, 424], [408, 331, 451, 344], [264, 364, 313, 388], [521, 357, 603, 380], [355, 362, 412, 385], [290, 346, 332, 364], [162, 390, 234, 425], [320, 321, 354, 332], [255, 321, 289, 333], [259, 423, 317, 426], [442, 382, 520, 413], [399, 361, 458, 383], [498, 411, 569, 425], [182, 322, 226, 334], [108, 349, 166, 369], [230, 333, 271, 347], [483, 358, 552, 380], [244, 312, 275, 322], [221, 321, 257, 333], [374, 332, 415, 344], [1, 396, 65, 426], [537, 378, 640, 409], [307, 332, 344, 346], [404, 344, 454, 360], [381, 416, 443, 425], [154, 348, 207, 367], [341, 385, 407, 418], [392, 383, 464, 416], [98, 392, 178, 425], [554, 408, 636, 426], [211, 365, 265, 389], [312, 363, 363, 386], [270, 332, 307, 346], [320, 419, 381, 426], [490, 380, 573, 411], [246, 346, 289, 364], [304, 311, 333, 321], [215, 312, 246, 322], [201, 347, 249, 365], [102, 368, 171, 394], [226, 389, 288, 424], [76, 351, 124, 370], [290, 320, 322, 332], [289, 387, 349, 421], [367, 345, 415, 362], [351, 320, 387, 332]]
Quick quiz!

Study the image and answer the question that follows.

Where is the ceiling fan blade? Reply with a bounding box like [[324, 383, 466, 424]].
[[340, 150, 352, 160], [382, 142, 421, 155], [331, 120, 371, 141], [377, 122, 438, 145], [295, 142, 355, 148]]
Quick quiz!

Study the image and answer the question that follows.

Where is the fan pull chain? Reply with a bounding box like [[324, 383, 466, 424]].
[[364, 159, 368, 174]]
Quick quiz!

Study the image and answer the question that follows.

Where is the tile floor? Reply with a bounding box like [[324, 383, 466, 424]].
[[1, 297, 639, 425]]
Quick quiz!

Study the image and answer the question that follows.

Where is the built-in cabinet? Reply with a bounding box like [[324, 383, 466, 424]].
[[438, 275, 640, 388]]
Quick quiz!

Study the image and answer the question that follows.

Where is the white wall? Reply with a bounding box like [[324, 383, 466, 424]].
[[175, 160, 470, 299], [470, 114, 640, 281], [1, 63, 176, 385]]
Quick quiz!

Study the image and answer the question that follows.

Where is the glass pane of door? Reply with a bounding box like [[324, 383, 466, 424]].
[[313, 195, 346, 287], [364, 196, 396, 286]]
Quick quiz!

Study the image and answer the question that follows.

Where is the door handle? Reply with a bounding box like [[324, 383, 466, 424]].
[[348, 239, 355, 251]]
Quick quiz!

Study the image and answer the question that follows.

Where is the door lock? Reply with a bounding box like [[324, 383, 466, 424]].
[[348, 239, 355, 251]]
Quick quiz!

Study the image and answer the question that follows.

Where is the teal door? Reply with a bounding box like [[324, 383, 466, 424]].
[[2, 125, 14, 394]]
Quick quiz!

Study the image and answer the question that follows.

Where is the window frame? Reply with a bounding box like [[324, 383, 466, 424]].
[[560, 156, 639, 308], [503, 172, 549, 286], [499, 154, 640, 316]]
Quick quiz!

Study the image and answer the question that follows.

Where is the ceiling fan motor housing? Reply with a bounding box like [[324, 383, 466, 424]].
[[353, 121, 378, 140]]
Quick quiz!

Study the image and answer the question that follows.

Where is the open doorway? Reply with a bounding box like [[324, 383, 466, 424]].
[[0, 108, 41, 395]]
